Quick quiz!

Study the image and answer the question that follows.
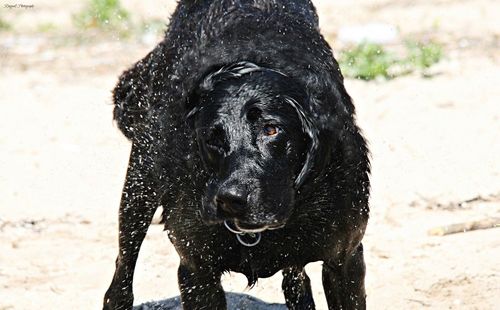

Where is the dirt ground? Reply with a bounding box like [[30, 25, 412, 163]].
[[0, 0, 499, 309]]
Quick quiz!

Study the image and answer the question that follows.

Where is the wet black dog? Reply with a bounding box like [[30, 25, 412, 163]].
[[104, 1, 370, 309]]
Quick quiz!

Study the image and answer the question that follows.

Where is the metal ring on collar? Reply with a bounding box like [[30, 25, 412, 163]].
[[237, 232, 262, 247]]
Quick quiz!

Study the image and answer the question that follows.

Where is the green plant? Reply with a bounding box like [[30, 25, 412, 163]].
[[339, 42, 395, 80], [405, 40, 443, 70], [339, 40, 444, 81], [74, 0, 130, 32]]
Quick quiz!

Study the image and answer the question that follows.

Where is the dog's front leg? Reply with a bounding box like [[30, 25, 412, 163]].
[[322, 243, 366, 310], [282, 267, 316, 310], [178, 263, 226, 310], [103, 144, 158, 310]]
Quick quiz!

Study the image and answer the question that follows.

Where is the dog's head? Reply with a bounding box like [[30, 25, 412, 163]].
[[187, 62, 319, 232]]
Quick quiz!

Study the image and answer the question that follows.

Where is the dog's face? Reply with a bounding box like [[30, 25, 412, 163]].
[[187, 63, 318, 232]]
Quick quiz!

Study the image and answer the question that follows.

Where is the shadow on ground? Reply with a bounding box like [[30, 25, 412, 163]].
[[134, 292, 287, 310]]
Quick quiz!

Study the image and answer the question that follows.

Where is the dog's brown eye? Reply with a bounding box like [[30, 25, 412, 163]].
[[263, 125, 279, 136]]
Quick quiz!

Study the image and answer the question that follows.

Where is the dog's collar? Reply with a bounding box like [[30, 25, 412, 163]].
[[224, 220, 262, 247]]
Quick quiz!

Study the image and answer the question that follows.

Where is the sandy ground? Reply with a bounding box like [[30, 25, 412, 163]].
[[1, 0, 499, 309]]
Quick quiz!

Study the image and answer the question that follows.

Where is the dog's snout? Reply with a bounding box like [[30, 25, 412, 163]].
[[215, 187, 247, 217]]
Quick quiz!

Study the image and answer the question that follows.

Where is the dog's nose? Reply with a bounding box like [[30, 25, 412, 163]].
[[215, 187, 247, 217]]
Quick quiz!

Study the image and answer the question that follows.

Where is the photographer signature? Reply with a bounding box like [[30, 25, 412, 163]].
[[4, 4, 35, 9]]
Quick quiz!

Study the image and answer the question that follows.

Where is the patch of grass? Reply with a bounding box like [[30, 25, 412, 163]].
[[404, 40, 443, 70], [73, 0, 131, 34], [339, 42, 396, 80], [339, 40, 444, 81], [73, 1, 167, 42]]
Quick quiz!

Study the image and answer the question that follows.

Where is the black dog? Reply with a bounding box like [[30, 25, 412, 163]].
[[104, 1, 370, 309]]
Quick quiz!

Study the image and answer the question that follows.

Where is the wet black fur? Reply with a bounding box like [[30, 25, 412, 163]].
[[104, 1, 370, 309]]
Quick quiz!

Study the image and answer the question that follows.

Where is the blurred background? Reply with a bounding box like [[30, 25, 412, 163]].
[[0, 0, 499, 309]]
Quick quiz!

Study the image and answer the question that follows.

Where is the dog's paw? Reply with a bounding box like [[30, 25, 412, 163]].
[[103, 290, 134, 310]]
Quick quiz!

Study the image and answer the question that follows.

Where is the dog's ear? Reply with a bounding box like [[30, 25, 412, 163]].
[[185, 90, 202, 129], [186, 62, 266, 127], [282, 96, 320, 188]]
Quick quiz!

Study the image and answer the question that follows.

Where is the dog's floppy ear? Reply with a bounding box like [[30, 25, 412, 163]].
[[282, 96, 320, 188], [185, 78, 207, 128]]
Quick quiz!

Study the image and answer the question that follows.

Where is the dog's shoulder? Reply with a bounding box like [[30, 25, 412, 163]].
[[112, 48, 156, 141]]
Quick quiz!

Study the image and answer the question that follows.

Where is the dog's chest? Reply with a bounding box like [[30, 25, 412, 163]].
[[231, 247, 286, 280], [228, 236, 315, 280]]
